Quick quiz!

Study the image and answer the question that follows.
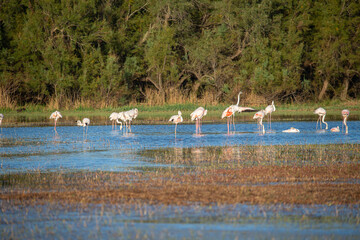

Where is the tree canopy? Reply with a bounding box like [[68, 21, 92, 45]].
[[1, 0, 359, 108]]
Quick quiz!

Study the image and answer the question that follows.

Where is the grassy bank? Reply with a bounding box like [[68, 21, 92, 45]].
[[0, 100, 359, 126]]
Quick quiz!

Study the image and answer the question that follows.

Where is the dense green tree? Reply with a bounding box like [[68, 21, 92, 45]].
[[0, 0, 359, 107]]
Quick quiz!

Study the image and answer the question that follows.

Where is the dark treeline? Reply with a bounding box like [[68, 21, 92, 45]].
[[0, 0, 359, 108]]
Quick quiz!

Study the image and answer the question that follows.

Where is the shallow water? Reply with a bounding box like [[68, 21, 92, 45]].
[[1, 121, 359, 173], [1, 121, 360, 239], [1, 202, 360, 239]]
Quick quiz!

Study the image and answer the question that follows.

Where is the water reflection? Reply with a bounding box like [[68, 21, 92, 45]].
[[0, 121, 359, 172]]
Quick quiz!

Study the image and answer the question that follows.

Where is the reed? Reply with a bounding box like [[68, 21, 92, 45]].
[[0, 87, 16, 109]]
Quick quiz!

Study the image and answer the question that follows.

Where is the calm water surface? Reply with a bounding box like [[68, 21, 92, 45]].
[[1, 121, 359, 172], [1, 121, 360, 239]]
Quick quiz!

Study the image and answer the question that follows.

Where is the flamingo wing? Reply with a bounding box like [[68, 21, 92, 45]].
[[237, 107, 255, 113], [221, 106, 233, 119]]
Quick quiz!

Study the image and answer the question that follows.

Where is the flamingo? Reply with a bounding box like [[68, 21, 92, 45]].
[[314, 107, 328, 130], [342, 109, 350, 134], [221, 91, 254, 134], [123, 110, 134, 132], [169, 111, 183, 137], [330, 126, 340, 132], [264, 101, 276, 130], [282, 127, 300, 133], [49, 111, 62, 132], [124, 108, 138, 132], [76, 118, 90, 135], [116, 112, 126, 131], [190, 107, 207, 134], [109, 112, 119, 129], [253, 110, 265, 134]]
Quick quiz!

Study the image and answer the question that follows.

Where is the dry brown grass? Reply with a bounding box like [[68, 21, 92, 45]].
[[1, 163, 360, 206], [0, 87, 16, 109], [46, 96, 117, 110], [140, 87, 220, 106]]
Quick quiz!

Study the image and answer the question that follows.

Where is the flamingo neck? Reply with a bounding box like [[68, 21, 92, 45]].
[[343, 117, 347, 126], [236, 92, 241, 106], [343, 117, 348, 134], [322, 115, 328, 129]]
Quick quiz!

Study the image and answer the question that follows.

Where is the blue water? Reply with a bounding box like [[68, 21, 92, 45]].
[[1, 122, 360, 239], [1, 202, 360, 239], [1, 121, 359, 173]]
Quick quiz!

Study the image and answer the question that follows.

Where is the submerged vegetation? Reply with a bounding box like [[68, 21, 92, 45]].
[[1, 144, 360, 206], [1, 0, 360, 109]]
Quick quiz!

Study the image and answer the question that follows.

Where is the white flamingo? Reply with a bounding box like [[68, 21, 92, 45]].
[[169, 111, 183, 137], [282, 127, 300, 133], [123, 110, 133, 132], [342, 109, 350, 134], [116, 112, 126, 131], [221, 91, 254, 134], [109, 112, 119, 129], [253, 110, 265, 134], [314, 107, 328, 130], [190, 107, 207, 134], [330, 126, 340, 132], [124, 108, 138, 132], [264, 101, 276, 130], [50, 111, 62, 132], [77, 118, 90, 135]]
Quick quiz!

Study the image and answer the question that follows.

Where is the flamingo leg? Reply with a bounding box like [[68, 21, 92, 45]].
[[198, 119, 201, 134], [316, 116, 320, 130], [269, 113, 272, 130], [227, 117, 230, 135], [175, 123, 177, 137], [233, 115, 236, 132], [196, 119, 198, 134]]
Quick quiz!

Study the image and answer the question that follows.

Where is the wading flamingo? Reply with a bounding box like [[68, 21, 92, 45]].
[[77, 118, 90, 135], [122, 110, 133, 132], [190, 107, 207, 134], [253, 110, 265, 134], [50, 111, 62, 132], [265, 101, 276, 130], [314, 107, 328, 130], [342, 109, 350, 134], [126, 108, 138, 131], [169, 111, 183, 137], [221, 91, 254, 134], [116, 112, 126, 131], [109, 112, 119, 129]]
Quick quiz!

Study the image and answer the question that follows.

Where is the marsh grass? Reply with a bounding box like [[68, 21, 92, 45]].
[[1, 144, 360, 207], [1, 99, 359, 127]]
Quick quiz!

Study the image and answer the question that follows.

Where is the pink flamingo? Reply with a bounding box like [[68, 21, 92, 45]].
[[50, 111, 62, 132]]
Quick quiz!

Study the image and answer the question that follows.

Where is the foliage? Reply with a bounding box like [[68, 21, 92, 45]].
[[0, 0, 359, 108]]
